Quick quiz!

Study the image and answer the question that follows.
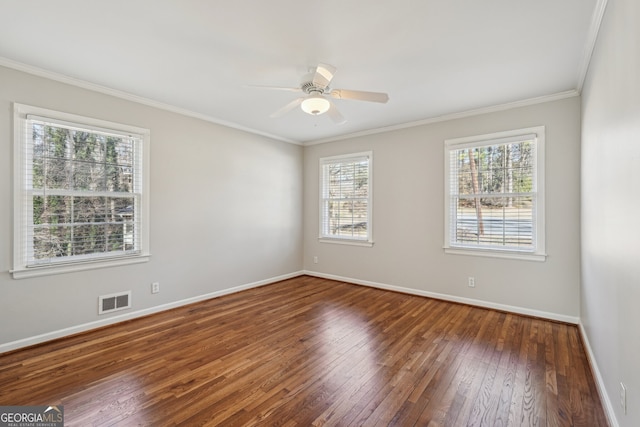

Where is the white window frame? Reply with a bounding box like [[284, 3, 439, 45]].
[[12, 103, 151, 279], [444, 126, 546, 261], [319, 151, 373, 247]]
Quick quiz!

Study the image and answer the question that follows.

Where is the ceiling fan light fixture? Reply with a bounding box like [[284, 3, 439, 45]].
[[301, 96, 330, 115]]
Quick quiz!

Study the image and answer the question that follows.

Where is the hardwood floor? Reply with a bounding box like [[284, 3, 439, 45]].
[[0, 276, 607, 426]]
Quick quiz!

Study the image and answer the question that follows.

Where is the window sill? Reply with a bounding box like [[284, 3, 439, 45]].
[[319, 238, 374, 248], [11, 254, 151, 279], [444, 247, 546, 262]]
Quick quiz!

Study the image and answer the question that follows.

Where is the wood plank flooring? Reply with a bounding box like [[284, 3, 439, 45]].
[[0, 276, 608, 426]]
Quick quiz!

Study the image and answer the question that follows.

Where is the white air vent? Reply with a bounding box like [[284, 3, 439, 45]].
[[98, 291, 132, 315]]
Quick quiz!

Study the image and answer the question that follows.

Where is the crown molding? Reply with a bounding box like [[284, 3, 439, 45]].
[[0, 52, 586, 148], [0, 57, 300, 146], [305, 90, 580, 146], [576, 0, 609, 92]]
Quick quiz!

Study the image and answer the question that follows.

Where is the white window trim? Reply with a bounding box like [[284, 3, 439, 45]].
[[318, 151, 374, 247], [443, 126, 546, 262], [11, 103, 151, 279]]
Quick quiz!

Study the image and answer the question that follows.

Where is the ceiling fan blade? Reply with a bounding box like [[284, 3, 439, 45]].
[[327, 102, 346, 125], [270, 97, 304, 118], [329, 89, 389, 103], [244, 84, 302, 92], [312, 63, 337, 90]]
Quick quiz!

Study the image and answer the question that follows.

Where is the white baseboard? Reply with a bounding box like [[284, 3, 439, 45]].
[[0, 271, 304, 354], [578, 323, 618, 427], [304, 271, 619, 424], [303, 270, 580, 324], [4, 269, 614, 425]]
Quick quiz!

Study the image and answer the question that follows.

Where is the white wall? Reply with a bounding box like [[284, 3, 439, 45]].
[[304, 97, 582, 320], [0, 65, 303, 349], [581, 0, 640, 425], [3, 27, 622, 420]]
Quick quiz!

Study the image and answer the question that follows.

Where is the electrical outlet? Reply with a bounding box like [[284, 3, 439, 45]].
[[151, 282, 160, 294], [468, 277, 475, 288], [313, 256, 318, 264], [620, 382, 627, 414]]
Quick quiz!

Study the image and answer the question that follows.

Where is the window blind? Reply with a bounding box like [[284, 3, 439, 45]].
[[320, 153, 372, 242], [21, 116, 144, 267], [446, 134, 538, 252]]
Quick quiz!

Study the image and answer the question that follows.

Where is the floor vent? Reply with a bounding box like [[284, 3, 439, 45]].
[[98, 291, 132, 315]]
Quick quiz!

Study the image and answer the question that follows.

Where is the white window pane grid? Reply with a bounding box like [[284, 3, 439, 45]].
[[320, 155, 370, 241], [24, 118, 142, 266], [453, 195, 535, 250], [451, 142, 535, 195], [31, 122, 135, 193], [323, 199, 368, 239], [448, 139, 537, 252]]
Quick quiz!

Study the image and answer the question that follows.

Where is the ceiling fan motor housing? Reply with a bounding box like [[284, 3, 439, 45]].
[[302, 81, 328, 95]]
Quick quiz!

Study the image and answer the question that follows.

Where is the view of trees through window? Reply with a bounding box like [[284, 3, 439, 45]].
[[451, 140, 535, 249], [29, 120, 139, 264], [322, 157, 369, 240]]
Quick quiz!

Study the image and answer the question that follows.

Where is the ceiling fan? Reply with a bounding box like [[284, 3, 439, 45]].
[[251, 63, 389, 124]]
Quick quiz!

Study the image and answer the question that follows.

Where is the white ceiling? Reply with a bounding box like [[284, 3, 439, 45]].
[[0, 0, 601, 144]]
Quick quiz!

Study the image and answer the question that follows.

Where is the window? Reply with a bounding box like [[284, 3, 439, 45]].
[[319, 152, 373, 246], [12, 104, 150, 278], [444, 127, 545, 261]]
